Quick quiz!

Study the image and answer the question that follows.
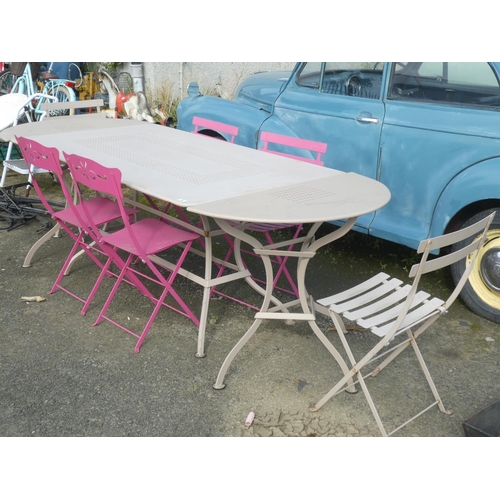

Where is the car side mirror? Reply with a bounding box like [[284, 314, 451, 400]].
[[187, 82, 202, 98]]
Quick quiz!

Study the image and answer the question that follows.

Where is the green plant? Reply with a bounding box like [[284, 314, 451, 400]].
[[145, 78, 181, 126]]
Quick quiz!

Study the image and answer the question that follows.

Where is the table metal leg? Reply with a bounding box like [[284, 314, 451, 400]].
[[214, 318, 263, 389], [195, 215, 213, 358], [213, 218, 359, 391], [194, 215, 287, 358], [22, 170, 72, 268], [22, 222, 62, 268]]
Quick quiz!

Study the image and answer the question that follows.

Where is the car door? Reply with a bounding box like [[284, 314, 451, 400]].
[[259, 62, 388, 231], [372, 62, 500, 249]]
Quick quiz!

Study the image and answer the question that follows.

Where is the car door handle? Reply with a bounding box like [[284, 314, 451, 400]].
[[356, 115, 379, 124]]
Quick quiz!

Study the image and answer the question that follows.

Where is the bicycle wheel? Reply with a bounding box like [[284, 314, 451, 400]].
[[46, 84, 75, 116], [0, 70, 15, 95]]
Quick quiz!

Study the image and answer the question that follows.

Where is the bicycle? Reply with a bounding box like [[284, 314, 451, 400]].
[[0, 62, 81, 119], [0, 181, 65, 231]]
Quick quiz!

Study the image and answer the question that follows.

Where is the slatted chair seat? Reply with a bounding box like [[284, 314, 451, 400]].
[[313, 213, 495, 436]]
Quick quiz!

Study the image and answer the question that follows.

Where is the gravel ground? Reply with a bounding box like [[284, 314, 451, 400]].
[[1, 171, 498, 494]]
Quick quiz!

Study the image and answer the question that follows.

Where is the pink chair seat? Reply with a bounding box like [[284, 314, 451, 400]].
[[54, 196, 138, 228], [102, 217, 199, 255]]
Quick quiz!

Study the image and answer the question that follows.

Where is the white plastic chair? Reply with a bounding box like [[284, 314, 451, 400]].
[[314, 213, 494, 436], [0, 92, 57, 193]]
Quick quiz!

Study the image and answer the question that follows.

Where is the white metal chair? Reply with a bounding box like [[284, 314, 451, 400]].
[[313, 213, 494, 436], [0, 92, 57, 194], [39, 98, 104, 117]]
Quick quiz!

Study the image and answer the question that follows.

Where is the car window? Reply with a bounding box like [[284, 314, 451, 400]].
[[296, 62, 323, 88], [296, 62, 384, 99], [389, 62, 500, 107]]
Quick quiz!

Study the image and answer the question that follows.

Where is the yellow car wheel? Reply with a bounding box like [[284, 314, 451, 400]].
[[451, 209, 500, 323]]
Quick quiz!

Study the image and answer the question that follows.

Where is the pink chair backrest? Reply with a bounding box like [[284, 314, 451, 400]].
[[15, 135, 70, 214], [63, 152, 123, 201], [63, 152, 147, 260], [258, 131, 327, 166], [192, 116, 239, 143], [16, 135, 64, 177]]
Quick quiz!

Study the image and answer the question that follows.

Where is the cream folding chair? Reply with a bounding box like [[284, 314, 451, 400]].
[[1, 93, 57, 195], [63, 152, 201, 353], [314, 213, 494, 436], [16, 136, 140, 313]]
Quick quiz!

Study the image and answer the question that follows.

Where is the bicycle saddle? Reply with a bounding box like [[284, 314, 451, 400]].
[[40, 72, 59, 80]]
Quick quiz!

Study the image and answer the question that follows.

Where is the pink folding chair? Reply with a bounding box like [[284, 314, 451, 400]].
[[16, 136, 140, 313], [211, 131, 328, 306], [190, 118, 302, 305], [258, 131, 327, 165], [137, 116, 239, 227], [143, 116, 239, 221], [256, 132, 328, 290], [192, 116, 239, 142], [190, 117, 273, 308], [63, 152, 201, 353]]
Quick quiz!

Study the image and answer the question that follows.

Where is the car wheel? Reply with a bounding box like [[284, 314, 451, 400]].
[[451, 208, 500, 323]]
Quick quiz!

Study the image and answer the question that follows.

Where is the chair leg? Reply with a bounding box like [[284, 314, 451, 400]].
[[94, 243, 199, 352], [0, 164, 7, 187], [134, 284, 172, 353], [311, 310, 390, 435], [80, 255, 114, 316], [131, 249, 202, 354], [49, 233, 106, 296], [354, 368, 389, 436], [316, 316, 452, 435], [408, 332, 451, 415], [93, 254, 134, 326]]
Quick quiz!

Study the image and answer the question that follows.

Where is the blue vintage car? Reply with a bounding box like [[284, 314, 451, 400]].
[[177, 62, 500, 324]]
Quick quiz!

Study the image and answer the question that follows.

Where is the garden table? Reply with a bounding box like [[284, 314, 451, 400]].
[[187, 174, 390, 388], [1, 115, 390, 367]]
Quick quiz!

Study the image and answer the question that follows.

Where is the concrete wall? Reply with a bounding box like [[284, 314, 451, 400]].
[[123, 62, 295, 100]]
